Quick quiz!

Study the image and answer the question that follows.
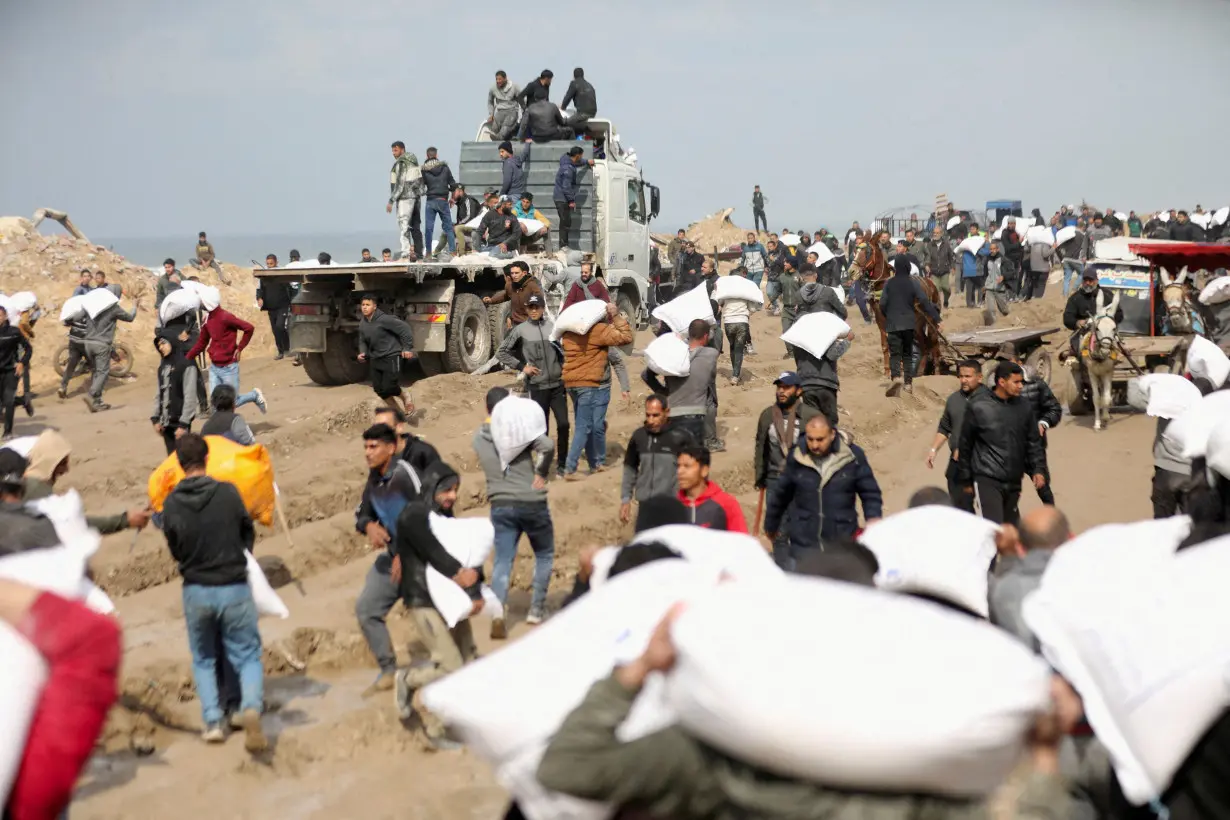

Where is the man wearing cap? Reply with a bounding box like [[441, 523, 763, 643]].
[[498, 141, 531, 202], [518, 69, 554, 107], [553, 147, 594, 251], [754, 372, 804, 565], [1063, 268, 1123, 360]]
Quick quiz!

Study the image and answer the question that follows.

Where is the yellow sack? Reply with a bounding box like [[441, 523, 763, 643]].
[[148, 436, 276, 527]]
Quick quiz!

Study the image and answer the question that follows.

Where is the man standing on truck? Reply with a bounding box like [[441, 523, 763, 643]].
[[421, 147, 457, 261], [553, 146, 594, 252], [485, 261, 545, 328], [498, 141, 530, 202], [560, 67, 597, 133], [357, 295, 416, 413], [386, 141, 424, 261], [487, 70, 522, 140], [477, 196, 523, 259], [751, 185, 768, 233]]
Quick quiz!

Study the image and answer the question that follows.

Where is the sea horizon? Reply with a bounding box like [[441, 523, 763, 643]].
[[94, 229, 406, 269]]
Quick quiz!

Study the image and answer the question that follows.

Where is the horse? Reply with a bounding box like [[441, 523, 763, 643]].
[[849, 236, 944, 378], [1159, 266, 1208, 336], [1075, 291, 1122, 431]]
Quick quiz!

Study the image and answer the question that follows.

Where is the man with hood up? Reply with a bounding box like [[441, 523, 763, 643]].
[[0, 449, 59, 556], [151, 335, 201, 454], [420, 147, 457, 260], [496, 294, 569, 470], [22, 429, 150, 534], [392, 459, 481, 749]]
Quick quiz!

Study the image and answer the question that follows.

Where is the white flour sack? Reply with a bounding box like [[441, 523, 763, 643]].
[[643, 332, 691, 377], [665, 576, 1051, 796], [1127, 373, 1203, 420], [1025, 226, 1054, 245], [806, 242, 836, 266], [59, 294, 87, 323], [490, 395, 547, 470], [1023, 534, 1230, 805], [420, 559, 726, 816], [1055, 225, 1078, 247], [651, 282, 716, 333], [159, 287, 202, 324], [549, 300, 608, 341], [586, 524, 782, 587], [80, 286, 120, 319], [860, 506, 999, 617], [0, 491, 110, 801], [246, 551, 289, 619], [425, 513, 502, 628], [1185, 334, 1230, 388], [713, 274, 764, 305], [1207, 419, 1230, 481], [1198, 276, 1230, 306], [957, 235, 986, 255], [1163, 390, 1230, 459], [780, 311, 850, 360]]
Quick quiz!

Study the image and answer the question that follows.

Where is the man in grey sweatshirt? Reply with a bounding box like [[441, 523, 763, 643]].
[[82, 284, 138, 412], [496, 295, 568, 472], [473, 386, 555, 639], [487, 71, 522, 140], [641, 319, 720, 450]]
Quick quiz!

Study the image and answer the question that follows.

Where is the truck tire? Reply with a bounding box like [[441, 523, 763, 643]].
[[446, 293, 493, 374], [489, 302, 512, 351], [416, 352, 445, 377], [323, 331, 370, 385], [615, 291, 638, 355], [301, 353, 337, 386]]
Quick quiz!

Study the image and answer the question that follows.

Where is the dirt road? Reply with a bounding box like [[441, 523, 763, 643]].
[[15, 286, 1156, 819]]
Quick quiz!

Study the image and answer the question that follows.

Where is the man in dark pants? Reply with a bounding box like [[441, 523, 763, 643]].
[[879, 255, 940, 395], [357, 295, 416, 415], [778, 257, 802, 358], [999, 343, 1062, 505], [754, 373, 804, 567], [926, 359, 985, 512], [553, 146, 593, 251], [256, 254, 293, 359], [955, 360, 1047, 526], [0, 305, 32, 440], [641, 319, 719, 450], [751, 185, 768, 232], [560, 67, 597, 132], [495, 294, 569, 475]]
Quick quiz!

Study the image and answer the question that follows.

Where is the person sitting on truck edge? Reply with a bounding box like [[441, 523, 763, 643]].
[[381, 248, 392, 262], [520, 99, 571, 143], [387, 141, 424, 261], [357, 294, 417, 415], [562, 262, 611, 312], [553, 147, 594, 252], [443, 186, 482, 255], [421, 147, 458, 261], [487, 70, 522, 141], [498, 140, 531, 201], [518, 69, 553, 107], [485, 261, 545, 329], [512, 192, 551, 247], [560, 67, 597, 133], [359, 248, 376, 264], [478, 196, 523, 259]]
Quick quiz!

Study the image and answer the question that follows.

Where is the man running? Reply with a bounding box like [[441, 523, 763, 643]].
[[0, 304, 32, 440], [185, 292, 266, 415], [357, 295, 416, 415]]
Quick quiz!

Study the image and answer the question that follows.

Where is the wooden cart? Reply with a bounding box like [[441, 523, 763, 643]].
[[941, 326, 1062, 385]]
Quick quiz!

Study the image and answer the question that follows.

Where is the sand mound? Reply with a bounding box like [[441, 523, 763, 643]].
[[654, 206, 750, 254], [0, 215, 273, 391]]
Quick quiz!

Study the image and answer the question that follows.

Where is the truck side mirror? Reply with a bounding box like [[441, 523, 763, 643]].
[[649, 185, 660, 219]]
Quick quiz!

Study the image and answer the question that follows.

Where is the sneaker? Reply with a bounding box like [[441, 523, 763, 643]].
[[904, 383, 914, 395], [292, 357, 303, 367], [423, 734, 463, 752], [394, 669, 415, 721], [729, 376, 739, 386], [57, 387, 67, 400], [564, 472, 584, 482], [362, 670, 396, 698], [706, 439, 727, 453], [202, 723, 225, 743], [555, 468, 566, 480], [274, 352, 284, 361], [21, 395, 33, 417], [253, 388, 268, 415], [525, 605, 546, 626], [82, 397, 99, 413], [228, 711, 245, 730], [490, 618, 507, 640], [240, 708, 268, 753]]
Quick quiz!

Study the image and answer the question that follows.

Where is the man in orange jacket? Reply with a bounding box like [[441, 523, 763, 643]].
[[560, 302, 632, 480]]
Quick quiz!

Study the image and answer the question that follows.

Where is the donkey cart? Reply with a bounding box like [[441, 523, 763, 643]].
[[940, 326, 1061, 385]]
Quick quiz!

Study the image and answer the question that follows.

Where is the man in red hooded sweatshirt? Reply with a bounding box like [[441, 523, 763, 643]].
[[186, 291, 267, 413], [674, 443, 747, 532]]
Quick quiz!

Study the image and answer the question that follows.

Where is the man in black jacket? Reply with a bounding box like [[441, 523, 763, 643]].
[[353, 423, 425, 695], [160, 434, 267, 751], [926, 359, 985, 512], [1000, 219, 1025, 302], [1063, 269, 1123, 360], [392, 460, 480, 748], [619, 394, 694, 525], [560, 67, 597, 132], [997, 344, 1062, 505], [518, 69, 553, 107], [879, 255, 941, 394], [420, 147, 457, 259], [357, 295, 416, 414], [754, 373, 804, 566], [520, 99, 571, 142], [0, 304, 32, 440], [673, 240, 705, 295], [373, 405, 439, 475], [256, 254, 293, 359], [955, 360, 1047, 526]]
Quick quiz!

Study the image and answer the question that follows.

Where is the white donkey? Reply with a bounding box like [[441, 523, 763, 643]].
[[1076, 290, 1123, 430], [1159, 266, 1206, 335]]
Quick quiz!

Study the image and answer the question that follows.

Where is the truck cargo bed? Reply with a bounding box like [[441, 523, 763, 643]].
[[459, 141, 595, 253]]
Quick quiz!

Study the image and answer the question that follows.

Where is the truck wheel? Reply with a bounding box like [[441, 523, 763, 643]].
[[488, 302, 512, 351], [615, 291, 638, 355], [301, 353, 337, 386], [417, 352, 445, 377], [446, 293, 493, 374], [322, 331, 369, 385]]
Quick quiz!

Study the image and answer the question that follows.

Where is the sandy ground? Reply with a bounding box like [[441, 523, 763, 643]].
[[13, 285, 1157, 820]]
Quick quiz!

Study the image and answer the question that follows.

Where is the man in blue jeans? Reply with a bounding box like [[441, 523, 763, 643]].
[[560, 302, 633, 479], [420, 147, 457, 260], [473, 387, 556, 639], [159, 433, 267, 752]]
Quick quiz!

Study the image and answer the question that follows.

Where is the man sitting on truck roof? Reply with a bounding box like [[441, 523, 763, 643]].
[[487, 70, 522, 141], [477, 196, 523, 259], [520, 99, 571, 143], [560, 67, 597, 133]]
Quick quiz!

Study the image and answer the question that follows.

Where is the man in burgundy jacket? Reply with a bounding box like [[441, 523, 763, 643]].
[[561, 261, 611, 311], [186, 298, 267, 413]]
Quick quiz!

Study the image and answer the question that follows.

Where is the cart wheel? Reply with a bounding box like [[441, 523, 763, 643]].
[[1024, 348, 1052, 386]]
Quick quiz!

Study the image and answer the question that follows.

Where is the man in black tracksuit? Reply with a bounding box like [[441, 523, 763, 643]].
[[619, 394, 695, 525], [955, 360, 1047, 526], [879, 255, 940, 393], [997, 343, 1062, 506], [673, 240, 705, 295], [256, 254, 293, 358], [0, 305, 32, 439], [927, 360, 986, 512], [357, 295, 416, 413], [560, 67, 597, 131], [496, 294, 569, 472]]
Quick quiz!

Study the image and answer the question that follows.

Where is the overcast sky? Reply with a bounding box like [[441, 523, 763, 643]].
[[2, 0, 1229, 241]]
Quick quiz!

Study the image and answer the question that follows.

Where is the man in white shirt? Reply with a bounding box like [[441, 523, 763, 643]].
[[720, 266, 757, 386]]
